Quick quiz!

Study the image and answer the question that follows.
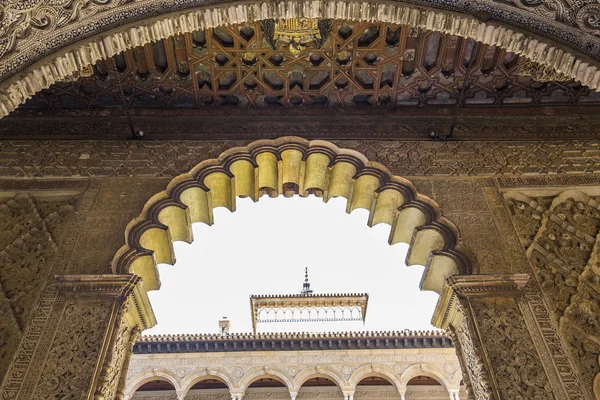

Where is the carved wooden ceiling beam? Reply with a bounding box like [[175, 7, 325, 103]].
[[2, 1, 600, 119]]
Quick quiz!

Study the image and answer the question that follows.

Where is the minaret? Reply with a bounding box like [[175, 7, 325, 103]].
[[301, 267, 313, 295]]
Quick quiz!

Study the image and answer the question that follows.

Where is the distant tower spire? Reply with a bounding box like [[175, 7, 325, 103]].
[[301, 267, 313, 295]]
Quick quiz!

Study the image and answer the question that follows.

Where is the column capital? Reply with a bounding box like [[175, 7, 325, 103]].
[[432, 274, 530, 329], [448, 388, 461, 400], [289, 391, 298, 400], [230, 390, 244, 400], [55, 274, 157, 330]]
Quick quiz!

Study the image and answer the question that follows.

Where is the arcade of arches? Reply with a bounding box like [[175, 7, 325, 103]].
[[0, 2, 600, 399], [124, 331, 467, 400]]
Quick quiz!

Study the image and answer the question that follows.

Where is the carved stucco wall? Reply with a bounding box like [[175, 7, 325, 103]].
[[0, 192, 77, 384], [0, 139, 598, 399], [505, 189, 600, 399]]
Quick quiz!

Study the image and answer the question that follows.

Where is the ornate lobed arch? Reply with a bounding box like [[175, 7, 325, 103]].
[[110, 136, 472, 321], [2, 0, 600, 118]]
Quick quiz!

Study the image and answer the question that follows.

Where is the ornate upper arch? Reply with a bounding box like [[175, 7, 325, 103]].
[[111, 137, 472, 318], [238, 368, 295, 393], [398, 364, 455, 390], [125, 369, 182, 398], [2, 0, 600, 119], [348, 364, 403, 391], [292, 367, 347, 391], [180, 369, 236, 395]]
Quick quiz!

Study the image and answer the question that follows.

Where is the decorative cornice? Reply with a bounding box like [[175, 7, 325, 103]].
[[133, 331, 453, 354], [445, 274, 530, 297], [55, 274, 141, 297], [249, 293, 368, 299], [249, 294, 369, 333], [139, 330, 445, 341], [55, 274, 157, 330], [432, 274, 530, 329]]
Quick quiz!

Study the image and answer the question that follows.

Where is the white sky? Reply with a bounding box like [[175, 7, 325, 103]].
[[145, 196, 439, 335]]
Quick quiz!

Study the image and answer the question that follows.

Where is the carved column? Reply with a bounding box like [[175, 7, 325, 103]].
[[0, 274, 155, 400], [434, 274, 560, 400]]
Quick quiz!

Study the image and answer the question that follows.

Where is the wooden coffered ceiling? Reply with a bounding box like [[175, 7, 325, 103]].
[[4, 19, 600, 140]]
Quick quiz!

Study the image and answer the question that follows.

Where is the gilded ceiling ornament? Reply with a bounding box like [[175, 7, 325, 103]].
[[517, 57, 571, 82], [261, 18, 332, 56]]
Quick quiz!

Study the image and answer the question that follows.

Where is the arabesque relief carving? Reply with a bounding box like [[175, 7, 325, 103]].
[[447, 311, 494, 400], [1, 140, 600, 179], [95, 298, 141, 400], [505, 190, 600, 400], [33, 298, 113, 400], [0, 192, 76, 383], [472, 297, 555, 399]]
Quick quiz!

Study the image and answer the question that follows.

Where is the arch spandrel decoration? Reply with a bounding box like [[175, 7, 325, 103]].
[[3, 0, 600, 119], [112, 136, 473, 327]]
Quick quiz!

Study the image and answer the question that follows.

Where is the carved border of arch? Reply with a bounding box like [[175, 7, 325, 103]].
[[110, 137, 472, 313], [238, 368, 296, 394], [348, 365, 403, 392], [397, 364, 454, 390], [292, 367, 347, 391], [2, 0, 600, 120], [125, 368, 183, 395], [180, 369, 237, 396]]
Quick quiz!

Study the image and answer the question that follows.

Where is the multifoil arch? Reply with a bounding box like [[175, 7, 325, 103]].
[[111, 136, 473, 328]]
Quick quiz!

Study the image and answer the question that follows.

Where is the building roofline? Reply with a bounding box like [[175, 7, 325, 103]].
[[139, 330, 444, 342], [133, 331, 453, 354]]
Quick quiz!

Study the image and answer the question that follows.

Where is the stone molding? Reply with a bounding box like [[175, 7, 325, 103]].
[[2, 0, 600, 120], [55, 274, 156, 330], [432, 273, 530, 329]]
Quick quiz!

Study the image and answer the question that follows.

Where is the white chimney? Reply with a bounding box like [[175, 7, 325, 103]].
[[219, 317, 230, 336]]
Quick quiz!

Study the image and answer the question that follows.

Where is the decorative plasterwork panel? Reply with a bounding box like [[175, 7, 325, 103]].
[[0, 193, 77, 384], [0, 140, 600, 179], [504, 190, 600, 400]]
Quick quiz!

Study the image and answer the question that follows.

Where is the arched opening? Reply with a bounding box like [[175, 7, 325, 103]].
[[132, 379, 177, 399], [186, 377, 230, 399], [406, 375, 449, 400], [246, 377, 289, 399], [113, 137, 472, 333], [116, 137, 475, 400], [355, 376, 398, 400], [298, 377, 342, 399]]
